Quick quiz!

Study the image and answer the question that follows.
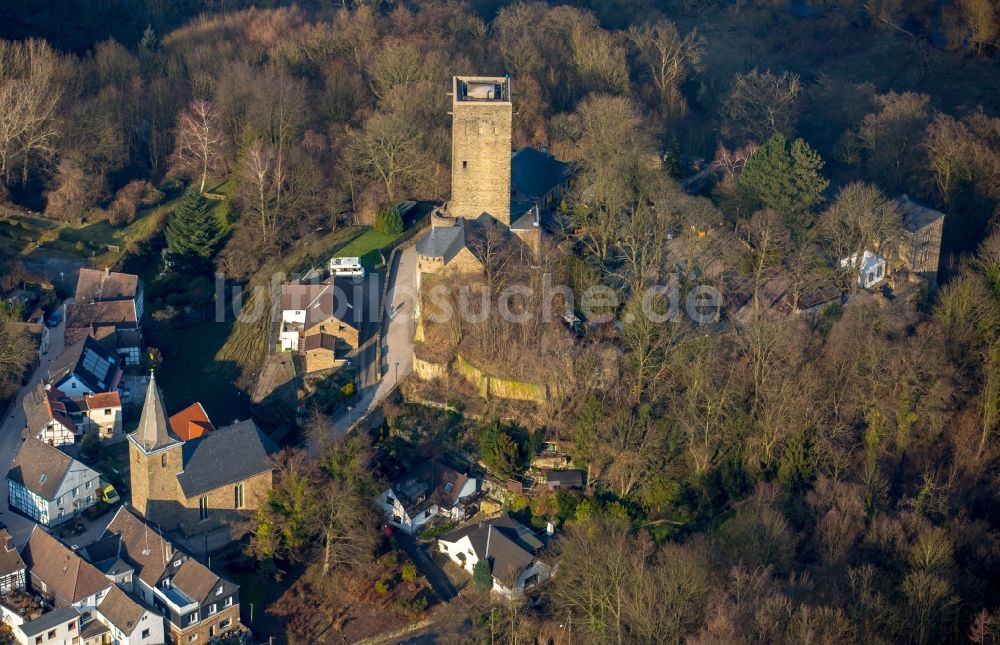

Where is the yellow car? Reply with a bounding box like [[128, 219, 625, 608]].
[[99, 484, 120, 505]]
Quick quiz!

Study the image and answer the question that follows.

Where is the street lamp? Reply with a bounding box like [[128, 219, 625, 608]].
[[394, 361, 399, 385], [347, 405, 353, 427]]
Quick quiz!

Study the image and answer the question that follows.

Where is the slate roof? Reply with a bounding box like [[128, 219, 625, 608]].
[[80, 619, 110, 640], [79, 533, 133, 577], [542, 469, 585, 488], [175, 419, 274, 497], [7, 438, 75, 499], [415, 224, 467, 264], [75, 268, 140, 303], [18, 606, 80, 638], [128, 373, 180, 453], [97, 585, 146, 636], [103, 507, 178, 586], [302, 332, 337, 352], [171, 557, 219, 603], [510, 147, 569, 201], [439, 515, 544, 586], [393, 457, 474, 517], [168, 402, 214, 441], [23, 382, 74, 433], [21, 527, 109, 603], [0, 529, 25, 578], [898, 194, 945, 232], [47, 336, 122, 393], [281, 282, 333, 322]]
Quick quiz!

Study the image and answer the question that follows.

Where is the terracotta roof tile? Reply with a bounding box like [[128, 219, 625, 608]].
[[82, 392, 121, 409], [168, 403, 214, 441], [21, 527, 109, 603], [75, 268, 139, 303]]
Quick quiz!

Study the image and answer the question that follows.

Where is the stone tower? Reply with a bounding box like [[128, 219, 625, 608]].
[[449, 76, 512, 226], [127, 373, 182, 528]]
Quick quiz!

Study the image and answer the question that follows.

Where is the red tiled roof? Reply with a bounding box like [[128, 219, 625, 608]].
[[168, 403, 214, 441], [83, 392, 121, 409]]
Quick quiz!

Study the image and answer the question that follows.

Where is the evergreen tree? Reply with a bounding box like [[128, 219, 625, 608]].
[[165, 190, 222, 273], [739, 133, 828, 233], [472, 558, 493, 590]]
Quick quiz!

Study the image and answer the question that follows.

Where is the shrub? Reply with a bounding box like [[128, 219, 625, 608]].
[[472, 559, 492, 590], [393, 596, 428, 617], [401, 563, 418, 582], [373, 205, 403, 235], [417, 522, 456, 539], [374, 578, 390, 594]]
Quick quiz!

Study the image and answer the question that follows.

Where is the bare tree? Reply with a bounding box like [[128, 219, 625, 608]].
[[238, 139, 285, 243], [0, 39, 62, 187], [821, 182, 903, 287], [172, 98, 226, 193], [628, 19, 704, 122], [346, 110, 425, 204], [721, 69, 801, 143], [0, 313, 34, 399]]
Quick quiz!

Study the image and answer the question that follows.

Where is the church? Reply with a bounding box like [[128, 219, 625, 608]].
[[127, 374, 274, 537]]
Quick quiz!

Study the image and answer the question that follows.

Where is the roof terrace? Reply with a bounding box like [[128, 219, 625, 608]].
[[453, 76, 511, 103]]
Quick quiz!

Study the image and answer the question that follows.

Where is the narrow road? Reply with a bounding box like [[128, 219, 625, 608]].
[[394, 532, 457, 602], [0, 303, 66, 547], [329, 246, 416, 436]]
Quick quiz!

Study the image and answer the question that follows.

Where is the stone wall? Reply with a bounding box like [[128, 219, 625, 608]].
[[175, 469, 272, 537], [129, 440, 184, 529], [167, 603, 240, 645], [414, 353, 553, 403], [450, 101, 512, 225]]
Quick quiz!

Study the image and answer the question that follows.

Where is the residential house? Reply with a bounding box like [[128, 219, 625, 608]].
[[22, 384, 75, 447], [66, 392, 123, 442], [95, 585, 164, 645], [102, 508, 241, 644], [20, 527, 111, 614], [0, 529, 26, 595], [127, 374, 274, 537], [897, 195, 945, 286], [437, 515, 550, 596], [67, 268, 144, 365], [12, 605, 80, 645], [301, 332, 338, 373], [279, 281, 360, 356], [7, 439, 103, 526], [377, 457, 479, 535], [46, 337, 122, 397], [167, 403, 214, 441], [78, 533, 134, 588], [840, 250, 887, 290], [538, 469, 585, 491]]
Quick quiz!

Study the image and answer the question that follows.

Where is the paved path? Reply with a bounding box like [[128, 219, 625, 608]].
[[395, 532, 457, 602], [329, 246, 416, 436], [0, 303, 66, 547]]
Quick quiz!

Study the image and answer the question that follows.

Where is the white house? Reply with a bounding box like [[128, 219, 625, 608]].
[[7, 438, 103, 526], [437, 515, 551, 597], [46, 336, 122, 397], [23, 383, 76, 447], [95, 585, 165, 645], [840, 250, 886, 289], [376, 458, 478, 535], [0, 529, 26, 595], [279, 282, 333, 351], [70, 392, 124, 442], [11, 606, 81, 645]]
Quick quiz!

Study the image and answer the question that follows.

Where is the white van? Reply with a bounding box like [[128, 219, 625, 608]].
[[329, 256, 365, 279]]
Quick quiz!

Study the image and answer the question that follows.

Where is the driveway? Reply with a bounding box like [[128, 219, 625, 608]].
[[395, 531, 457, 602], [0, 303, 66, 547]]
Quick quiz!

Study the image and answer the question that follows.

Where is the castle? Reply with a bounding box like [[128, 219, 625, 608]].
[[415, 76, 568, 277], [127, 374, 273, 537]]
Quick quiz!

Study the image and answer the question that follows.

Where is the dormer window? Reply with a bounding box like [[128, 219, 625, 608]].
[[173, 560, 182, 567], [216, 586, 223, 596]]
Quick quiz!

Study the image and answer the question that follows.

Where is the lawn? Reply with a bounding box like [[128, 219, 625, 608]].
[[329, 228, 400, 270]]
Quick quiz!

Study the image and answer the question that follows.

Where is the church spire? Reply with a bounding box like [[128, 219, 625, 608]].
[[131, 371, 179, 453]]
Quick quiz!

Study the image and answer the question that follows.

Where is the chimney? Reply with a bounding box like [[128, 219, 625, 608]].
[[104, 267, 111, 277]]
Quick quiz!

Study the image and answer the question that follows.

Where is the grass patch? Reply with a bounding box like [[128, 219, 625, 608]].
[[329, 228, 399, 270], [149, 318, 251, 423]]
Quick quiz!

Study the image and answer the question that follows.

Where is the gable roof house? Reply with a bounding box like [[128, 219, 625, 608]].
[[64, 391, 124, 443], [437, 515, 551, 596], [94, 584, 165, 645], [22, 383, 76, 448], [20, 526, 111, 611], [12, 605, 81, 645], [101, 508, 240, 644], [279, 281, 361, 355], [127, 375, 274, 538], [46, 336, 122, 397], [7, 438, 103, 526], [67, 268, 144, 365], [897, 195, 945, 287], [0, 529, 26, 595], [377, 457, 479, 535]]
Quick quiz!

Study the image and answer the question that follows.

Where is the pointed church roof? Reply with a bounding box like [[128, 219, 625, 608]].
[[129, 373, 180, 453]]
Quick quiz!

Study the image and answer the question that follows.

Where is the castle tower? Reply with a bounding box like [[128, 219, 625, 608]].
[[449, 76, 512, 226], [127, 373, 182, 526]]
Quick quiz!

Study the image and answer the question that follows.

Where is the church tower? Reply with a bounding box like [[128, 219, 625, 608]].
[[127, 373, 183, 527], [449, 76, 512, 226]]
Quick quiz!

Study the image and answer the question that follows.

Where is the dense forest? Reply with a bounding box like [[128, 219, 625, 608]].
[[3, 0, 1000, 643]]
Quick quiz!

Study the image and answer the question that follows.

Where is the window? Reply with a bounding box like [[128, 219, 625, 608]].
[[234, 483, 244, 509], [48, 630, 56, 638], [86, 495, 93, 504], [188, 635, 198, 642], [223, 597, 233, 608], [104, 408, 111, 415], [187, 612, 198, 626], [208, 603, 217, 615], [219, 618, 231, 629], [67, 621, 75, 630], [85, 480, 91, 489], [199, 496, 208, 520], [173, 560, 182, 567], [462, 160, 468, 169], [216, 586, 223, 596], [34, 637, 41, 645], [141, 629, 150, 638], [161, 454, 168, 467]]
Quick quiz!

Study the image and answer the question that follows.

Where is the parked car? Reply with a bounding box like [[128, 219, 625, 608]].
[[45, 309, 62, 327]]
